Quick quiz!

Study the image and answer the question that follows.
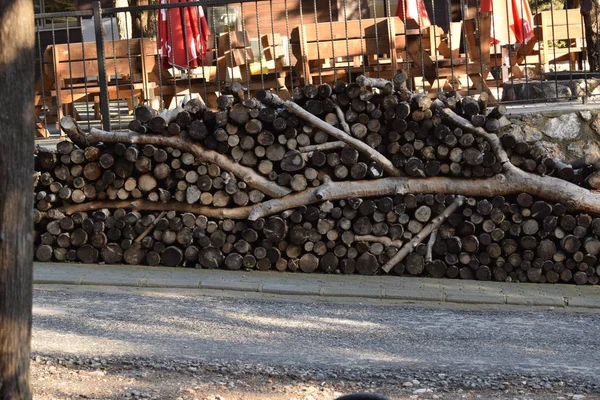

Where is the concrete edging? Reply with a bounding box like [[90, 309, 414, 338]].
[[34, 262, 600, 309]]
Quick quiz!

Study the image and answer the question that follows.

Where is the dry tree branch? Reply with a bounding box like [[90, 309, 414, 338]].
[[432, 99, 509, 165], [332, 100, 352, 136], [60, 116, 90, 149], [257, 90, 402, 177], [381, 195, 466, 273], [134, 211, 166, 243], [87, 128, 291, 199], [60, 170, 600, 221], [425, 230, 438, 264], [354, 235, 403, 248], [299, 141, 346, 153]]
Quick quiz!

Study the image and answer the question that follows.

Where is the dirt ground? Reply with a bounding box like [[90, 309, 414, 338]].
[[31, 359, 600, 400]]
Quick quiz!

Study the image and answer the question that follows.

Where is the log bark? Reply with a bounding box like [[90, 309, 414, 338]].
[[356, 75, 394, 93], [149, 107, 182, 134], [59, 116, 90, 149], [1, 0, 34, 396]]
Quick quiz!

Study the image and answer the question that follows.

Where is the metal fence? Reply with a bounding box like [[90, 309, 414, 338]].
[[34, 0, 598, 136]]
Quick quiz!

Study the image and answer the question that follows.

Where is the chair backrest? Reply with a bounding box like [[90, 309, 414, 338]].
[[290, 17, 407, 83], [49, 38, 158, 87], [534, 9, 584, 44]]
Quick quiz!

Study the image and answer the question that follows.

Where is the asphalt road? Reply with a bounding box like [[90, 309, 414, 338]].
[[32, 286, 600, 381]]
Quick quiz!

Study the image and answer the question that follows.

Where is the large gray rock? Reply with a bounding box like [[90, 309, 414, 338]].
[[502, 80, 572, 102], [505, 110, 600, 166], [542, 113, 583, 140], [502, 78, 600, 102]]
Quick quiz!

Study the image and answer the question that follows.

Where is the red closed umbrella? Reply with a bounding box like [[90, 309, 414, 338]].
[[396, 0, 431, 28], [158, 0, 211, 70], [481, 0, 534, 44]]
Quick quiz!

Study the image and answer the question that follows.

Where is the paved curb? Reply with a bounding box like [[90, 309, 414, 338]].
[[34, 262, 600, 309]]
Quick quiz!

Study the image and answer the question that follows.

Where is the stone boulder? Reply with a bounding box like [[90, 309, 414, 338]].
[[504, 110, 600, 167], [502, 78, 600, 102]]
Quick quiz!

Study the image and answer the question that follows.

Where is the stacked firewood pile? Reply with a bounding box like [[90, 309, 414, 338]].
[[33, 74, 600, 284]]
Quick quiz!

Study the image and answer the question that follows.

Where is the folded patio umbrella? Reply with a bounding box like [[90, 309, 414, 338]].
[[158, 0, 211, 70], [481, 0, 534, 44], [396, 0, 431, 28]]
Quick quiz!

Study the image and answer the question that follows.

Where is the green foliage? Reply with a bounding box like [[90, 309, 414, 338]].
[[529, 0, 568, 12], [44, 0, 76, 12], [547, 39, 568, 47]]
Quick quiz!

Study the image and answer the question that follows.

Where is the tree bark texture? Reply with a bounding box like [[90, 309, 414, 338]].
[[0, 0, 35, 397], [582, 0, 600, 72]]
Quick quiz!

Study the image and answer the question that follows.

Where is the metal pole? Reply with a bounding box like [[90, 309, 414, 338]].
[[93, 1, 111, 130]]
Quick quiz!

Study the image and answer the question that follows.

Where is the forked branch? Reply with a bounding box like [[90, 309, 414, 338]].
[[381, 196, 466, 273], [258, 90, 402, 177], [60, 171, 600, 221]]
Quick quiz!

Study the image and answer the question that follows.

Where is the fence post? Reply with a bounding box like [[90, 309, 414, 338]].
[[92, 0, 111, 130]]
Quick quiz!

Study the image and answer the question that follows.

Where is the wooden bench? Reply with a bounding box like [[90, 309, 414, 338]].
[[160, 31, 297, 109], [290, 15, 495, 101], [534, 9, 585, 73], [35, 38, 159, 126], [290, 17, 408, 85], [398, 14, 494, 99]]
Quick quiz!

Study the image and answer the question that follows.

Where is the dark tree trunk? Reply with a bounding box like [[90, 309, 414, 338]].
[[582, 0, 600, 72], [0, 0, 35, 397], [131, 0, 151, 38]]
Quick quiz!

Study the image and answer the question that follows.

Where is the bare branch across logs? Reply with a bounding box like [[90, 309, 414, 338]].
[[257, 90, 402, 177], [382, 195, 466, 273], [86, 126, 291, 199], [58, 171, 600, 222]]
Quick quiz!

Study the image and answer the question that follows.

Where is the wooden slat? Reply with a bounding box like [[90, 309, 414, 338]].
[[407, 63, 489, 78], [541, 25, 585, 41], [479, 12, 492, 66], [534, 9, 583, 27], [55, 58, 142, 80], [296, 17, 405, 43], [304, 36, 404, 60], [52, 39, 157, 61], [406, 34, 437, 84]]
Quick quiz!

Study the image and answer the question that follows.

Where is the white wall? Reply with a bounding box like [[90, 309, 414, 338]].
[[81, 16, 119, 42]]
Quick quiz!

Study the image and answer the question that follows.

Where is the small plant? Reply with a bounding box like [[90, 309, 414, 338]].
[[547, 39, 568, 48]]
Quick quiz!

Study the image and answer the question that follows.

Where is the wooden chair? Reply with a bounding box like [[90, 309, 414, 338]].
[[396, 13, 495, 100], [290, 17, 408, 85], [159, 31, 297, 110], [35, 38, 159, 126], [534, 9, 585, 73]]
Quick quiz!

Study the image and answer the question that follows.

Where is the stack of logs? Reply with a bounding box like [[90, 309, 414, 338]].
[[32, 73, 600, 285], [34, 193, 600, 284], [36, 139, 267, 208]]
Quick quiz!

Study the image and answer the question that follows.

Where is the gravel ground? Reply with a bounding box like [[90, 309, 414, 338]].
[[31, 355, 600, 400], [31, 286, 600, 399]]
